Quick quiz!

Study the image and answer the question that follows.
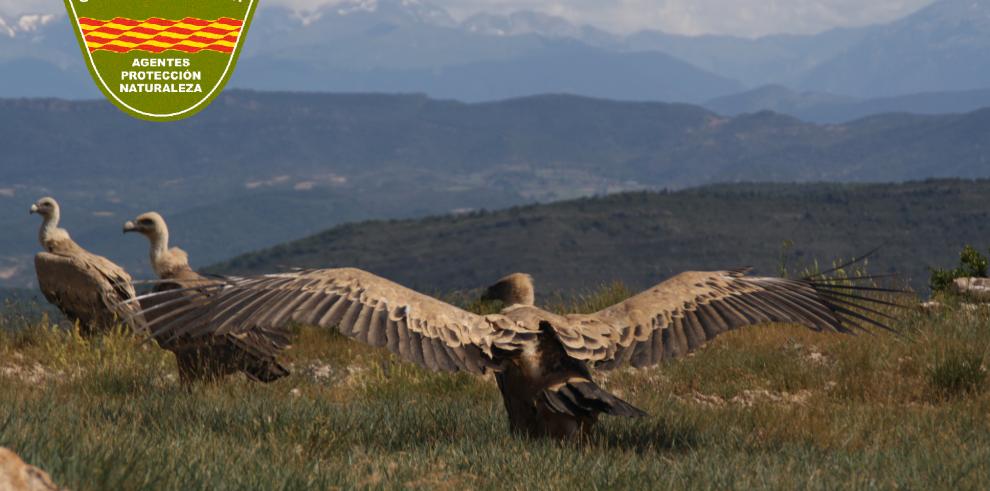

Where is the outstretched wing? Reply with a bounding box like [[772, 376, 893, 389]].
[[134, 268, 537, 374], [573, 268, 901, 369], [136, 269, 292, 380], [36, 251, 137, 331]]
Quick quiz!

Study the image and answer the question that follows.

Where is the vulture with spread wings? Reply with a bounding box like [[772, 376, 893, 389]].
[[134, 262, 899, 439]]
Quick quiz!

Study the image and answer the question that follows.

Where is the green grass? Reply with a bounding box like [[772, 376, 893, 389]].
[[1, 289, 989, 490]]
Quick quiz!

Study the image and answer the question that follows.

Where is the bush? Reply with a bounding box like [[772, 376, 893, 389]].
[[930, 245, 989, 293]]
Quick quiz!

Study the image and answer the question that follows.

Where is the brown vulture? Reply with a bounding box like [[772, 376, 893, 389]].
[[123, 212, 290, 383], [30, 197, 136, 335]]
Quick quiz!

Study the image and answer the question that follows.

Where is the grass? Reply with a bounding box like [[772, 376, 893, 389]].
[[1, 287, 989, 490]]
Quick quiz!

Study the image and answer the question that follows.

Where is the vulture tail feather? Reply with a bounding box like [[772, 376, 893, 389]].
[[543, 380, 646, 419]]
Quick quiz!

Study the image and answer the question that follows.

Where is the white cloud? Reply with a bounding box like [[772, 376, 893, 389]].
[[434, 0, 935, 37], [1, 0, 935, 37]]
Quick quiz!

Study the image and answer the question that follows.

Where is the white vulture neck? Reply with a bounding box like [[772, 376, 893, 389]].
[[38, 208, 61, 248], [148, 226, 171, 274]]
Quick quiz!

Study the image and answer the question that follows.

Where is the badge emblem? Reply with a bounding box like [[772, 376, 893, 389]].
[[63, 0, 257, 121]]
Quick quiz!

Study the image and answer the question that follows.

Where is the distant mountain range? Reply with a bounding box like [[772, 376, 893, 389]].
[[3, 90, 990, 288], [800, 0, 990, 97], [705, 85, 990, 124], [3, 0, 990, 118], [211, 180, 990, 295]]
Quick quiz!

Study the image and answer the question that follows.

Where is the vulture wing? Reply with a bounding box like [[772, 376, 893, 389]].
[[571, 268, 902, 369], [35, 251, 137, 332], [136, 268, 538, 374], [138, 268, 292, 381]]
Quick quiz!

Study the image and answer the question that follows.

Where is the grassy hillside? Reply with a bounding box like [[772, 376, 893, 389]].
[[212, 179, 990, 295], [1, 287, 987, 489]]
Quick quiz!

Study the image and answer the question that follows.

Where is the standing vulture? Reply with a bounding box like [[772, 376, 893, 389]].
[[133, 261, 899, 439], [30, 197, 137, 335], [123, 212, 290, 383]]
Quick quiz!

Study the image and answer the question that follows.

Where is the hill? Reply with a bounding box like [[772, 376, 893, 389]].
[[706, 85, 990, 123], [234, 45, 742, 103], [5, 91, 990, 288], [211, 180, 990, 295]]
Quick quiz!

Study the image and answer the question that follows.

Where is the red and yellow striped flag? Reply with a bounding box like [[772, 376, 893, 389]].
[[79, 17, 242, 54]]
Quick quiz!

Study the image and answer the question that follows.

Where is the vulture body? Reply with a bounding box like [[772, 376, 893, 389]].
[[134, 263, 899, 439], [30, 197, 136, 335], [124, 212, 290, 383], [482, 273, 641, 435]]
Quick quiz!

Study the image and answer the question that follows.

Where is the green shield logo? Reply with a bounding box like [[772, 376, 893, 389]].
[[63, 0, 257, 122]]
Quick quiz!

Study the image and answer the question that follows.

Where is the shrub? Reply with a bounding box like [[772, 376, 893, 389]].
[[930, 245, 989, 293]]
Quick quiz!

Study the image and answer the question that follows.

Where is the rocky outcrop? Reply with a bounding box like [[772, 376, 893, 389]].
[[0, 448, 64, 491], [952, 278, 990, 302]]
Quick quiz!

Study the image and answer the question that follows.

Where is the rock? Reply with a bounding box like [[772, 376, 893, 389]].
[[952, 278, 990, 302], [0, 448, 65, 491], [730, 389, 812, 407], [685, 391, 726, 408]]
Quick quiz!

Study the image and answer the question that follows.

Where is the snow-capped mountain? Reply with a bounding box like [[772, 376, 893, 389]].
[[802, 0, 990, 97], [2, 0, 990, 109], [230, 0, 742, 101], [327, 0, 455, 27]]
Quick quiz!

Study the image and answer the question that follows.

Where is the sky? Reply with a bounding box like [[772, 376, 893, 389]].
[[435, 0, 935, 37], [3, 0, 935, 37]]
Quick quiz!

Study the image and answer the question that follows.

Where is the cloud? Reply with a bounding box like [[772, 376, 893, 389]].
[[435, 0, 935, 37], [2, 0, 934, 37]]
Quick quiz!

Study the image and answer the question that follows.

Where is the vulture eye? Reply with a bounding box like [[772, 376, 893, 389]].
[[140, 219, 154, 226]]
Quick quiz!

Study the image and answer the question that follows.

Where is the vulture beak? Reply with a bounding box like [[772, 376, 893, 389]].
[[123, 221, 137, 234], [29, 204, 38, 215]]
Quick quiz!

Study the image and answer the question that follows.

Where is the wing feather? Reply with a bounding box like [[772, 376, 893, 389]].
[[137, 268, 536, 374], [363, 304, 387, 347], [137, 270, 292, 382], [35, 251, 137, 333], [590, 269, 902, 370]]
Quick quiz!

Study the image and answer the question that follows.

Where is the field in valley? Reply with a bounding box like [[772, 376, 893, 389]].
[[1, 288, 988, 490]]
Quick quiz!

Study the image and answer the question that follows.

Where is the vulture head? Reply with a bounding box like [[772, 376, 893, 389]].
[[124, 212, 189, 278], [29, 197, 59, 218], [123, 212, 167, 239], [482, 273, 535, 307]]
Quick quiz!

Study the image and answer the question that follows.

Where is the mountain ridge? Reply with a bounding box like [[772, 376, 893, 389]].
[[209, 179, 990, 295], [706, 85, 990, 123], [3, 90, 990, 288]]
